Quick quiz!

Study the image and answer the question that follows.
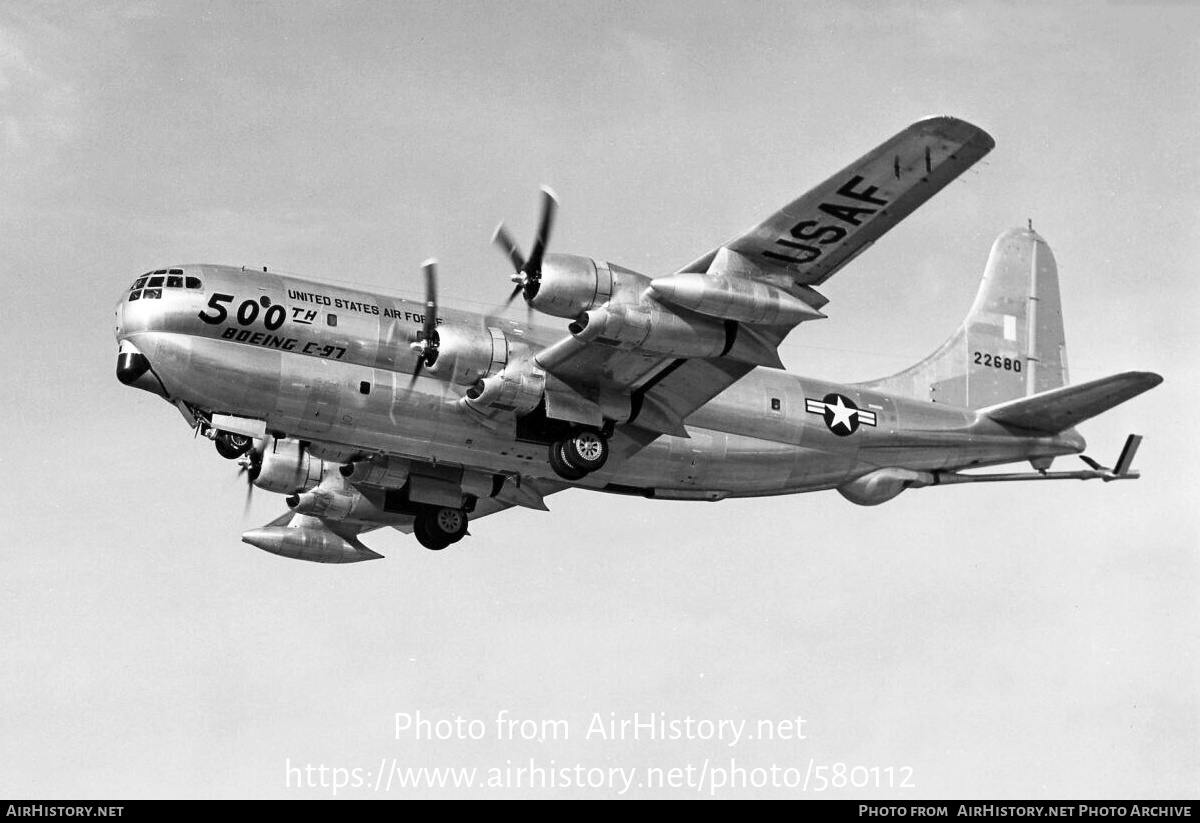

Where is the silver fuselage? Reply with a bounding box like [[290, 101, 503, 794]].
[[114, 264, 1082, 499]]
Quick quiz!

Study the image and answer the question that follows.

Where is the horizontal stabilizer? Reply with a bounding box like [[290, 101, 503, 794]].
[[979, 371, 1162, 433]]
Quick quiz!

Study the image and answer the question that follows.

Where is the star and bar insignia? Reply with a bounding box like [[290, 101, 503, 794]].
[[805, 392, 877, 436]]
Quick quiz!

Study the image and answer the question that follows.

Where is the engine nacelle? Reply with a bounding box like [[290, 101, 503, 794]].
[[287, 483, 370, 521], [463, 365, 546, 416], [341, 455, 412, 487], [649, 272, 826, 325], [528, 254, 615, 319], [569, 303, 732, 359], [426, 326, 510, 386], [253, 438, 325, 494]]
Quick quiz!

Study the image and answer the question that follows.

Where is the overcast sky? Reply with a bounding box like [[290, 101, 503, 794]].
[[1, 1, 1196, 799]]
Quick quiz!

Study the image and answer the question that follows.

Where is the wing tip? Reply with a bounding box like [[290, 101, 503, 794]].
[[912, 114, 996, 153], [1134, 371, 1164, 390]]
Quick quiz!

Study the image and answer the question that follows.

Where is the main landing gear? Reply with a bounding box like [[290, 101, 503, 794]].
[[548, 428, 609, 481], [214, 431, 253, 459], [413, 506, 469, 551]]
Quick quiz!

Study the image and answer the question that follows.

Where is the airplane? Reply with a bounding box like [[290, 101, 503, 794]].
[[113, 116, 1162, 562]]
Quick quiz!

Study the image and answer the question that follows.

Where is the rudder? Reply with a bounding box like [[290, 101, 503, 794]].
[[858, 226, 1068, 408]]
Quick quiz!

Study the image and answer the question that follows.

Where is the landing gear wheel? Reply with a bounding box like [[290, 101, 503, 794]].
[[549, 441, 588, 481], [215, 431, 252, 460], [414, 518, 449, 551], [563, 428, 609, 472], [414, 506, 468, 551]]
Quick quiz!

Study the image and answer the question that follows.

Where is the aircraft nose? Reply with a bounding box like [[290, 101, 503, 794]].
[[115, 339, 167, 397], [116, 350, 151, 386]]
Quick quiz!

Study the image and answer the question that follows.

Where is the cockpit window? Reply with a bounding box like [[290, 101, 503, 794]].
[[130, 271, 200, 296]]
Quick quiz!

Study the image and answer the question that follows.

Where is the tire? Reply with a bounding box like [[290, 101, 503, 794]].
[[413, 517, 449, 551], [414, 506, 467, 550], [549, 441, 588, 481], [563, 429, 608, 472], [215, 431, 252, 459], [431, 506, 468, 542]]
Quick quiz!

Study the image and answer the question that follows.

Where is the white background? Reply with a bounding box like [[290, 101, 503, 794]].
[[1, 1, 1196, 798]]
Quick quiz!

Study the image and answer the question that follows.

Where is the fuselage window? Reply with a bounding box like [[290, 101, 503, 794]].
[[771, 398, 781, 411], [185, 277, 202, 289], [166, 275, 183, 288], [327, 313, 338, 327], [148, 276, 164, 288]]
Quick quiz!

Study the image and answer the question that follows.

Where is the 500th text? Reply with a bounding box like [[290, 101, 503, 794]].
[[201, 293, 347, 359], [199, 293, 287, 330]]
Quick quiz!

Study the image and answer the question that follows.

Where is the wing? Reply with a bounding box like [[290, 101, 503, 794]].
[[530, 117, 994, 437], [241, 474, 569, 561], [675, 115, 995, 286], [387, 475, 569, 533]]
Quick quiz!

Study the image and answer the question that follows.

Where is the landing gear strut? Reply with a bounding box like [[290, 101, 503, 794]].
[[549, 428, 609, 480], [413, 506, 469, 551]]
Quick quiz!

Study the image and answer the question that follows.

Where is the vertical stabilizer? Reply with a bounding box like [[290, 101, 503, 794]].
[[857, 227, 1067, 408]]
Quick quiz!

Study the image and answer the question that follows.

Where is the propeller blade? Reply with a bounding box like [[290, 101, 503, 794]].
[[406, 258, 440, 385], [421, 259, 438, 344], [491, 186, 559, 307], [504, 281, 524, 306], [492, 224, 525, 274], [236, 450, 259, 518], [524, 186, 558, 279]]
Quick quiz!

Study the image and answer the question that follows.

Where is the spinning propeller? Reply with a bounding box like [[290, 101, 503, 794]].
[[235, 447, 261, 517], [405, 187, 557, 380], [493, 186, 557, 307], [408, 259, 440, 383]]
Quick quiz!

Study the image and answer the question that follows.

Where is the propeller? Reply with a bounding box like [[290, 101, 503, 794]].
[[236, 447, 262, 517], [493, 186, 557, 307], [408, 259, 440, 383]]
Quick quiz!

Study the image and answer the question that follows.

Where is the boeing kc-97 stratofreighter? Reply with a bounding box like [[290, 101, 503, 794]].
[[114, 116, 1162, 562]]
